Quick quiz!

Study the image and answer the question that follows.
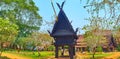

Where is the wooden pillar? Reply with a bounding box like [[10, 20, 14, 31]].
[[69, 45, 74, 59], [61, 45, 65, 56], [73, 46, 75, 55], [55, 45, 59, 58]]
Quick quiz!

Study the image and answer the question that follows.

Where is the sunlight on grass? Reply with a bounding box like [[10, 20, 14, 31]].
[[5, 51, 54, 59], [3, 51, 114, 59], [88, 52, 112, 59]]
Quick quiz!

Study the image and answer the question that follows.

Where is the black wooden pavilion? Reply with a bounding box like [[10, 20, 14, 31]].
[[48, 1, 78, 59]]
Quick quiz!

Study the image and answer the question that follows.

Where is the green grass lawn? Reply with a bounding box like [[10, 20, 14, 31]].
[[88, 52, 112, 59], [5, 50, 54, 59], [3, 51, 112, 59]]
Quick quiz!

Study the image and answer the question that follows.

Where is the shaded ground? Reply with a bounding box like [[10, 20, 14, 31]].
[[0, 56, 10, 59]]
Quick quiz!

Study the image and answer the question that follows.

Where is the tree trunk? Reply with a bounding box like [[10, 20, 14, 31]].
[[37, 50, 40, 56], [17, 45, 20, 53], [17, 48, 20, 53], [0, 43, 3, 56], [32, 46, 35, 55], [92, 47, 96, 59], [37, 46, 41, 57]]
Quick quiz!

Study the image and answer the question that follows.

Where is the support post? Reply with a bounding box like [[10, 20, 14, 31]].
[[61, 45, 65, 56], [73, 46, 75, 55], [69, 45, 74, 59], [55, 45, 59, 58]]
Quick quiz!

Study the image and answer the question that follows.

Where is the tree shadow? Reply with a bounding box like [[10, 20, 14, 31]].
[[59, 55, 70, 59], [0, 56, 10, 59]]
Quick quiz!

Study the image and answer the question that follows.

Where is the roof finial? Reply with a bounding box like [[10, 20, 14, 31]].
[[61, 1, 66, 8], [56, 1, 66, 9]]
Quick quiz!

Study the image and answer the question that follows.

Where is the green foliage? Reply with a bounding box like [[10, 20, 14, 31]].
[[29, 32, 53, 50], [13, 32, 53, 50], [47, 45, 55, 51], [0, 0, 42, 38], [116, 44, 120, 51], [15, 37, 31, 49], [0, 18, 18, 56], [0, 18, 18, 43], [0, 18, 18, 36], [84, 30, 104, 48], [0, 0, 42, 50], [83, 17, 109, 59], [96, 46, 103, 52]]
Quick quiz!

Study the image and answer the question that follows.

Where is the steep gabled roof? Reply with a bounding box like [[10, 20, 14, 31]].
[[51, 1, 75, 36]]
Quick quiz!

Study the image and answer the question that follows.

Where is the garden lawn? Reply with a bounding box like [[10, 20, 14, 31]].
[[1, 51, 117, 59], [88, 52, 112, 59], [2, 51, 54, 59]]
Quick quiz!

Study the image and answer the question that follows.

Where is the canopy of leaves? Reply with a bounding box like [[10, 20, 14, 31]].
[[14, 32, 53, 50], [0, 18, 18, 44], [0, 0, 42, 37]]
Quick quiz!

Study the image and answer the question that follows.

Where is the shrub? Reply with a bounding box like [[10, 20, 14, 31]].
[[117, 44, 120, 51], [96, 46, 103, 52], [47, 45, 55, 51]]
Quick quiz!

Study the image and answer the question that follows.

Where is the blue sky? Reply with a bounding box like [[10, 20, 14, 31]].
[[34, 0, 90, 34]]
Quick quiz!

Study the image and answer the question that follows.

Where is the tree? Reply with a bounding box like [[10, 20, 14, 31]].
[[24, 32, 53, 56], [0, 0, 42, 49], [82, 0, 120, 29], [83, 17, 111, 58], [81, 0, 120, 58], [84, 30, 106, 58], [31, 32, 53, 50], [0, 18, 18, 56], [83, 0, 120, 18], [0, 0, 42, 36]]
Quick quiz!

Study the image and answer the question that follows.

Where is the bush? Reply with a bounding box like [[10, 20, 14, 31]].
[[96, 46, 103, 52], [47, 45, 55, 51], [117, 44, 120, 51]]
